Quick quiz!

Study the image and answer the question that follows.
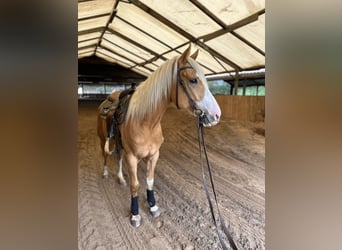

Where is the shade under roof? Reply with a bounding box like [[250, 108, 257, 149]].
[[78, 0, 265, 77]]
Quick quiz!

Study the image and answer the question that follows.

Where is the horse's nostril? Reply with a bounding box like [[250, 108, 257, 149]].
[[215, 114, 220, 120]]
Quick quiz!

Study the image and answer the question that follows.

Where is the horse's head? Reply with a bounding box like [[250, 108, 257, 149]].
[[173, 45, 221, 127]]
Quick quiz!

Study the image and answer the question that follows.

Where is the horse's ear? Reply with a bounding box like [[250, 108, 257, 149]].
[[179, 44, 192, 64], [190, 49, 199, 60]]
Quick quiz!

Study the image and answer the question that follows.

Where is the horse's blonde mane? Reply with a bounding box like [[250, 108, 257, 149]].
[[125, 55, 206, 121], [126, 56, 178, 121]]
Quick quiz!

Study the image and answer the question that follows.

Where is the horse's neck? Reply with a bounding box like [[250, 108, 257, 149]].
[[142, 95, 169, 129]]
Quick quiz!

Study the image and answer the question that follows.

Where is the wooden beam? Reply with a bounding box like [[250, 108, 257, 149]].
[[107, 27, 160, 58], [130, 0, 197, 41], [78, 12, 111, 22], [95, 0, 120, 53], [78, 37, 99, 43], [130, 0, 241, 70], [116, 16, 173, 50], [96, 46, 154, 73], [189, 0, 226, 28], [196, 41, 241, 70], [78, 0, 97, 3], [78, 27, 105, 36], [96, 10, 117, 43], [78, 45, 96, 51], [102, 36, 154, 65], [190, 1, 264, 56], [198, 9, 265, 42], [78, 50, 95, 57], [231, 31, 265, 56]]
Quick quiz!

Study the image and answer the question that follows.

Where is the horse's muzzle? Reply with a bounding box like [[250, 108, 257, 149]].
[[203, 114, 220, 127], [195, 110, 220, 127]]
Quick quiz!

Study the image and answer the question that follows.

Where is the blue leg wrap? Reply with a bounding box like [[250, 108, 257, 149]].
[[131, 196, 139, 215], [147, 189, 155, 207]]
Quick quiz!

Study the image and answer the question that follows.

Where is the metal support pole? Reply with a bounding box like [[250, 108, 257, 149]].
[[233, 71, 239, 95]]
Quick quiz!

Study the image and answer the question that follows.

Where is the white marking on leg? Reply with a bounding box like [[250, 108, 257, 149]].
[[103, 165, 109, 177], [104, 138, 113, 155], [117, 157, 126, 185], [146, 178, 154, 190]]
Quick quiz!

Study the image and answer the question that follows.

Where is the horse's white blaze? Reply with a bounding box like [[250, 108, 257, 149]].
[[103, 165, 109, 177], [197, 87, 221, 124], [188, 57, 221, 126]]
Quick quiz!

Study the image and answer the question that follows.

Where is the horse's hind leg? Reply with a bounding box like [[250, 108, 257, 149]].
[[102, 151, 109, 178], [146, 151, 160, 218], [117, 154, 127, 185]]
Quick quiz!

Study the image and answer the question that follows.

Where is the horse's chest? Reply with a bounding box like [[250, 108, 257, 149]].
[[123, 129, 163, 158]]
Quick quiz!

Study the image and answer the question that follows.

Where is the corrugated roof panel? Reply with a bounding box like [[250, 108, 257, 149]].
[[78, 39, 99, 49], [96, 47, 135, 68], [140, 0, 221, 37], [78, 52, 94, 59], [162, 50, 180, 60], [116, 4, 188, 48], [152, 58, 166, 67], [235, 13, 265, 52], [78, 0, 115, 19], [78, 32, 102, 42], [131, 66, 151, 77], [142, 63, 159, 71], [207, 33, 264, 69], [78, 47, 95, 58], [188, 43, 235, 72], [197, 0, 264, 26], [109, 18, 169, 54], [100, 39, 145, 64], [77, 0, 265, 75], [78, 47, 95, 55], [95, 52, 118, 65], [215, 58, 237, 73], [103, 32, 155, 61], [78, 16, 108, 32]]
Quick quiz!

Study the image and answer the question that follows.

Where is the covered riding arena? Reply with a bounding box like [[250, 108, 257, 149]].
[[78, 1, 265, 249]]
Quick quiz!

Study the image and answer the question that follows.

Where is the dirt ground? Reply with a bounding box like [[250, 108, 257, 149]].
[[78, 101, 265, 250]]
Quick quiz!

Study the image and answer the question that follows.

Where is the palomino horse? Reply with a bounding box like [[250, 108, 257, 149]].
[[97, 45, 221, 227]]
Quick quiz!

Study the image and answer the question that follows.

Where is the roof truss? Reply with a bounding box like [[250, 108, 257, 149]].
[[78, 0, 265, 76]]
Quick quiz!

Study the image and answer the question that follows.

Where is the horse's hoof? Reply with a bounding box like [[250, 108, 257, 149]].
[[130, 214, 141, 227], [118, 178, 127, 186], [150, 205, 160, 218], [103, 174, 108, 179]]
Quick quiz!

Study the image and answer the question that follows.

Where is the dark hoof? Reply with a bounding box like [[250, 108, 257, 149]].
[[130, 214, 141, 227]]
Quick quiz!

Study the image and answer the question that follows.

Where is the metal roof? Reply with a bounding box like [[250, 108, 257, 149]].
[[78, 0, 265, 77]]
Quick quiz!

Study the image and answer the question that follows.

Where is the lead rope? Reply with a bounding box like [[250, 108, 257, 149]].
[[196, 114, 238, 250]]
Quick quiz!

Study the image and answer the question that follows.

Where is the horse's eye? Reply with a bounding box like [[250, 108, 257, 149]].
[[189, 78, 198, 84]]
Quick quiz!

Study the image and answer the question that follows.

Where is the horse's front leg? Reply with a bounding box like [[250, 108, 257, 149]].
[[126, 154, 141, 227], [146, 150, 160, 218]]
